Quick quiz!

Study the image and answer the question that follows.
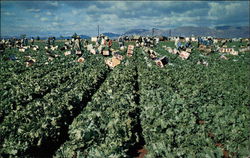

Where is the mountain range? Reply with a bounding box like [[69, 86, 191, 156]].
[[123, 26, 250, 38], [1, 26, 249, 39]]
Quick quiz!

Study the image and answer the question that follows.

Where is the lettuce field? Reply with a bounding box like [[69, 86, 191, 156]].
[[0, 41, 249, 158]]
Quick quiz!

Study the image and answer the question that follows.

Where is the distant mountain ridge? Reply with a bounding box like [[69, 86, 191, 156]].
[[1, 26, 249, 39], [123, 29, 150, 36], [123, 26, 250, 38], [102, 32, 120, 38], [57, 35, 90, 40]]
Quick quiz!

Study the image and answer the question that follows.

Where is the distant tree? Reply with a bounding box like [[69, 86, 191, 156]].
[[60, 35, 64, 39], [36, 36, 40, 40], [20, 34, 26, 39]]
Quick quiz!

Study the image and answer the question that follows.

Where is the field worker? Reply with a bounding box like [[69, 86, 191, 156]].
[[16, 39, 21, 48], [85, 39, 89, 46], [198, 37, 202, 47], [97, 45, 103, 54], [46, 38, 51, 47], [74, 36, 82, 51], [98, 36, 102, 46], [118, 36, 123, 47], [175, 39, 182, 50], [51, 37, 55, 46], [122, 36, 125, 47], [175, 39, 179, 48], [31, 37, 34, 45], [71, 38, 75, 48], [9, 39, 14, 49], [156, 37, 159, 45], [21, 38, 24, 47], [101, 37, 105, 46], [24, 38, 28, 46], [108, 39, 112, 49], [208, 39, 213, 46], [65, 39, 71, 46], [0, 42, 5, 54], [185, 41, 192, 48]]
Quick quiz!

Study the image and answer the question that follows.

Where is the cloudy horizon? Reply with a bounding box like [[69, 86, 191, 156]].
[[1, 1, 249, 37]]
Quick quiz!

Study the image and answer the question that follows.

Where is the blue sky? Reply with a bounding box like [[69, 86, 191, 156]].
[[1, 1, 249, 37]]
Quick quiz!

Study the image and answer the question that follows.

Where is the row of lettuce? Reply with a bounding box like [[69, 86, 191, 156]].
[[53, 48, 249, 157], [1, 42, 249, 157], [0, 42, 92, 84], [138, 49, 250, 157], [55, 56, 141, 157], [0, 54, 110, 157], [0, 43, 95, 122]]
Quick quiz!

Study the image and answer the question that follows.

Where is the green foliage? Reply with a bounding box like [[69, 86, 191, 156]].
[[137, 45, 250, 157], [56, 56, 139, 158], [0, 40, 249, 157]]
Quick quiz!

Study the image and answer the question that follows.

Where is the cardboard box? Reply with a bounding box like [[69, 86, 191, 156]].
[[64, 51, 71, 56], [77, 57, 85, 63], [173, 48, 179, 54], [105, 58, 112, 67], [105, 57, 121, 68], [219, 48, 235, 53], [220, 55, 228, 60], [186, 48, 192, 53], [150, 53, 157, 59], [111, 57, 121, 67], [114, 53, 124, 61], [87, 44, 93, 51], [76, 50, 82, 55], [154, 56, 168, 68], [19, 48, 26, 52], [91, 37, 98, 42], [127, 45, 134, 56], [90, 49, 96, 54], [102, 50, 110, 56], [199, 45, 206, 51], [230, 51, 238, 55], [25, 62, 32, 67], [179, 51, 190, 60]]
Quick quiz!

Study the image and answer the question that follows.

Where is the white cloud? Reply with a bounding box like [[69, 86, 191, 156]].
[[208, 2, 248, 19], [46, 11, 53, 16], [47, 1, 59, 7], [40, 17, 49, 22], [33, 14, 40, 18], [2, 12, 15, 16], [52, 22, 60, 26], [87, 5, 99, 12], [54, 16, 62, 21], [72, 10, 82, 15], [26, 9, 41, 12]]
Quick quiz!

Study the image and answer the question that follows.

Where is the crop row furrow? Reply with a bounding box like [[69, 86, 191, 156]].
[[0, 55, 110, 157], [55, 55, 142, 158], [137, 49, 250, 157]]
